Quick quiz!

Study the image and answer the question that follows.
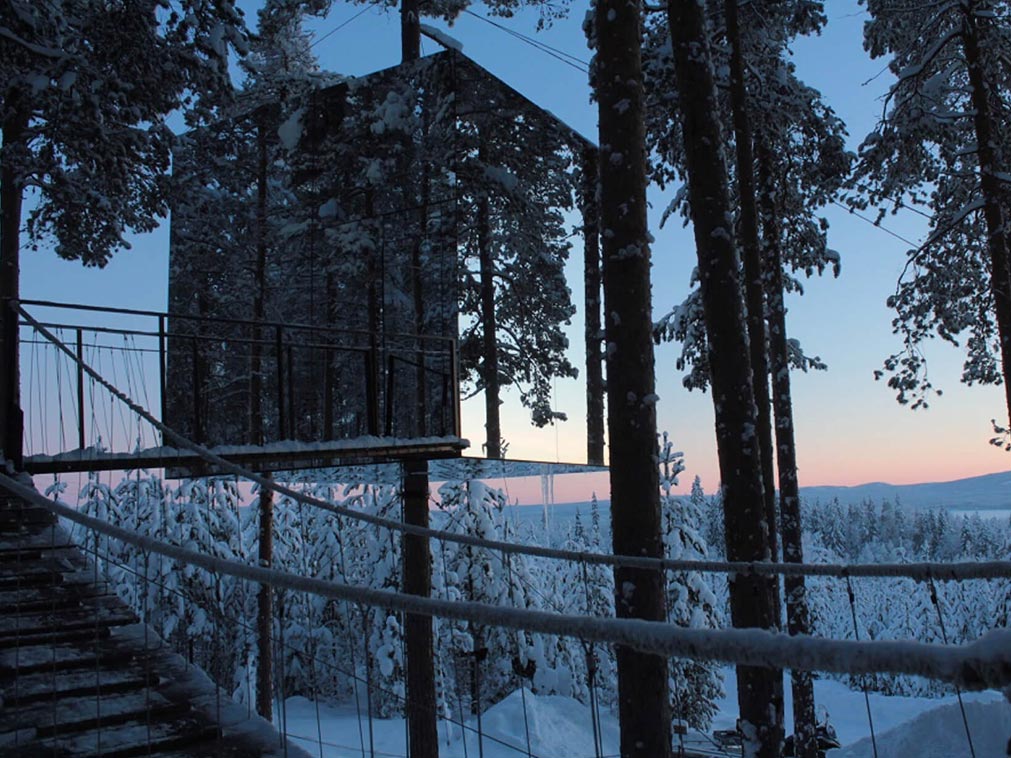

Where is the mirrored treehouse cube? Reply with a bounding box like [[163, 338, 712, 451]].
[[167, 50, 596, 461]]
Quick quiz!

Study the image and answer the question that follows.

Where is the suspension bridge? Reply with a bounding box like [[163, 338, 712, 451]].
[[2, 299, 1010, 758]]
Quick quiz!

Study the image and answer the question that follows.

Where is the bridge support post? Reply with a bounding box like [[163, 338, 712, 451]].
[[403, 458, 438, 758]]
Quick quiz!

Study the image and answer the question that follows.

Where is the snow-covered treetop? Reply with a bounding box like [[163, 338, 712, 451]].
[[2, 0, 249, 266]]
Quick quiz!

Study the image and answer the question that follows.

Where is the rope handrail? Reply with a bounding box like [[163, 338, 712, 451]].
[[17, 303, 1011, 583], [3, 471, 1010, 691]]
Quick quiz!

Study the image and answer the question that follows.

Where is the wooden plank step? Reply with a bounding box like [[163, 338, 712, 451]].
[[0, 638, 139, 676], [0, 526, 72, 551], [0, 544, 79, 563], [0, 600, 137, 638], [0, 583, 115, 613], [0, 689, 183, 737], [0, 507, 57, 531], [0, 636, 174, 678], [7, 715, 219, 758], [0, 567, 106, 592], [0, 553, 85, 577], [0, 623, 115, 650], [2, 665, 155, 705]]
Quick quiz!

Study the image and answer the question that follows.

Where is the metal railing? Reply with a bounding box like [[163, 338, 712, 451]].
[[16, 299, 461, 466]]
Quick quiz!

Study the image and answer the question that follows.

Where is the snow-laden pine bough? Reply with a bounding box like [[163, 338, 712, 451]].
[[18, 305, 1011, 585], [2, 472, 1011, 695]]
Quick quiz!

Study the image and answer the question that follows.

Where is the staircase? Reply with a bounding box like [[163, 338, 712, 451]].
[[0, 494, 303, 758]]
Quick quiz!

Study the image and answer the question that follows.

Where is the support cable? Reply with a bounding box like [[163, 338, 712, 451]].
[[845, 574, 879, 758], [504, 552, 535, 758], [927, 571, 977, 758], [439, 537, 470, 758], [579, 560, 604, 758], [296, 497, 327, 758]]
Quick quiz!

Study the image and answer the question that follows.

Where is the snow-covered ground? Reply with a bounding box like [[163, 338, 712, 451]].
[[280, 668, 1009, 757]]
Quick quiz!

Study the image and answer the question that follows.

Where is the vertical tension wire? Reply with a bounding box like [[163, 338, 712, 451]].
[[926, 571, 977, 758], [845, 573, 878, 758], [580, 560, 604, 758]]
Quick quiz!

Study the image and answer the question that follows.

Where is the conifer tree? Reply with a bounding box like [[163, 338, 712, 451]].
[[658, 435, 724, 731], [587, 0, 672, 755], [664, 1, 783, 754], [854, 0, 1011, 444]]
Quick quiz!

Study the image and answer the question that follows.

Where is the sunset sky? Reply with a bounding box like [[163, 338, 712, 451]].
[[18, 0, 1009, 503]]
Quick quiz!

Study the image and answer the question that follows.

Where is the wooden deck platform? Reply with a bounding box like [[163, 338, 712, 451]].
[[0, 494, 307, 758], [23, 435, 469, 477]]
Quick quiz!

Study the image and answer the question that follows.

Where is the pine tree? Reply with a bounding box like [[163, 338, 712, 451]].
[[436, 478, 537, 710], [658, 435, 724, 731], [588, 1, 672, 755], [663, 1, 783, 753], [854, 0, 1011, 444], [455, 91, 579, 454]]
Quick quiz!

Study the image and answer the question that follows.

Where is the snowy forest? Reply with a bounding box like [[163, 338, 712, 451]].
[[67, 460, 1011, 723], [3, 0, 1011, 757]]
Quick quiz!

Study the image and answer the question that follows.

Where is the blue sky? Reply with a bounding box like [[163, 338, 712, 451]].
[[18, 0, 1008, 498]]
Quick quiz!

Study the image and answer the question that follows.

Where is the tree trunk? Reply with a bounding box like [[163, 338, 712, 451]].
[[401, 0, 420, 63], [402, 459, 437, 758], [724, 0, 782, 587], [0, 99, 28, 469], [477, 139, 502, 458], [581, 146, 605, 466], [324, 272, 336, 438], [758, 147, 818, 758], [961, 5, 1011, 435], [256, 476, 274, 721], [593, 3, 671, 757], [398, 28, 439, 757], [666, 2, 783, 756]]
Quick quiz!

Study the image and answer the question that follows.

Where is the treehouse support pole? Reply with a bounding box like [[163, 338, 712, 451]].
[[403, 458, 438, 758]]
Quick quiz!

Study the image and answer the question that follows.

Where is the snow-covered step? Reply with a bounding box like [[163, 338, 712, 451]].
[[0, 544, 79, 563], [0, 688, 183, 738], [0, 599, 137, 639], [0, 581, 114, 613], [4, 715, 219, 758], [0, 637, 149, 676], [1, 665, 155, 705], [0, 526, 73, 552]]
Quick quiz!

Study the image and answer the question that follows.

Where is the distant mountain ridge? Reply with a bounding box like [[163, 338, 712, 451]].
[[501, 471, 1011, 523], [797, 470, 1011, 511]]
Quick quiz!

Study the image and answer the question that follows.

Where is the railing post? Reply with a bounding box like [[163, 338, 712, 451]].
[[256, 474, 274, 723], [275, 327, 286, 440], [158, 315, 167, 431], [76, 329, 85, 451], [191, 336, 203, 444], [450, 338, 461, 438], [385, 354, 396, 436], [323, 347, 334, 440], [286, 345, 294, 439], [365, 349, 379, 436], [0, 300, 23, 468]]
